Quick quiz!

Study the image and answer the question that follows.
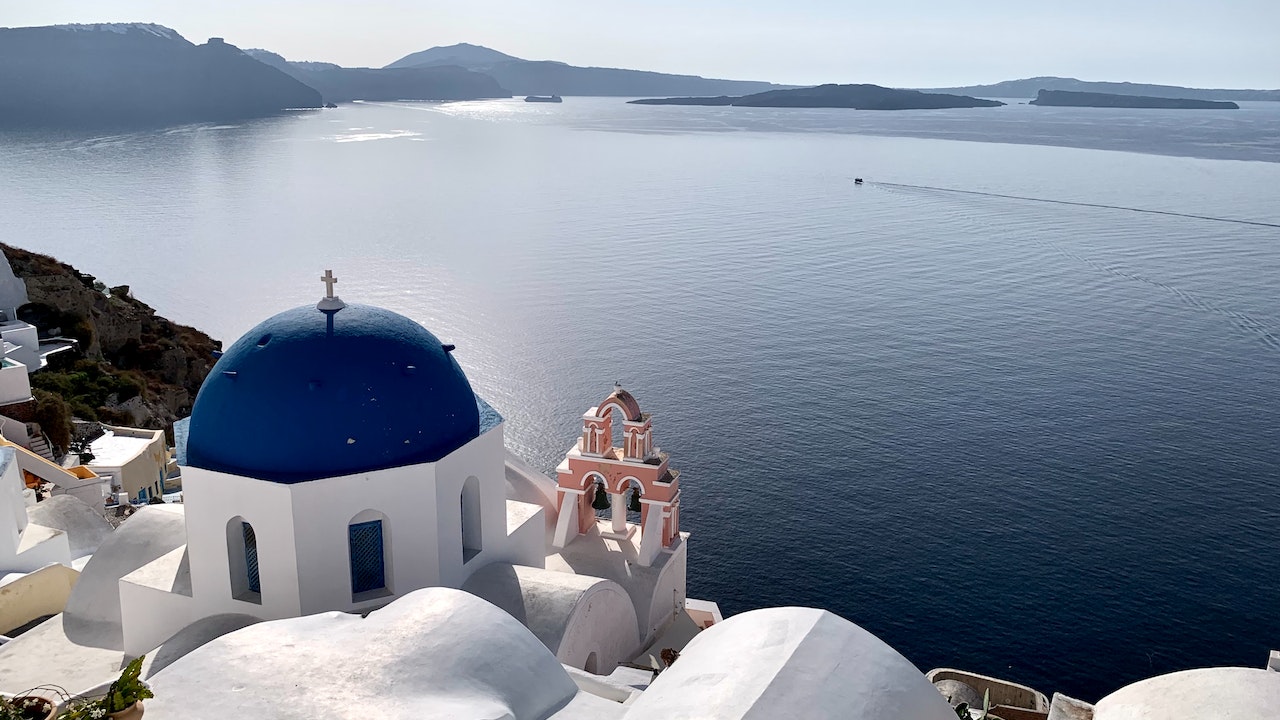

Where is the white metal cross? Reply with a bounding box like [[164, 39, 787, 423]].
[[321, 270, 338, 298]]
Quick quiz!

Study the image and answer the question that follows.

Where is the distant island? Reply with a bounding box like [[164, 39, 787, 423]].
[[924, 76, 1279, 102], [1029, 89, 1239, 109], [382, 42, 789, 97], [243, 49, 508, 102], [0, 28, 793, 128], [0, 24, 320, 128], [630, 84, 1005, 110], [4, 25, 1274, 130]]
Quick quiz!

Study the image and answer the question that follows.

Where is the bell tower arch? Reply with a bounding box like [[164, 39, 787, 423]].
[[553, 385, 681, 566]]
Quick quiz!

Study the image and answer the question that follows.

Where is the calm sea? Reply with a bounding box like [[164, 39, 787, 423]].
[[3, 98, 1279, 701]]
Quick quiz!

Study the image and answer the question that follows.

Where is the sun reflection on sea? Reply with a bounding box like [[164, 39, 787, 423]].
[[329, 129, 424, 142]]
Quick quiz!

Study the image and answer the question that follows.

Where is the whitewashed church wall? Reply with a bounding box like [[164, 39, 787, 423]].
[[643, 541, 689, 645], [290, 464, 442, 615], [119, 575, 196, 657], [183, 467, 301, 620], [487, 500, 546, 571], [433, 426, 510, 587]]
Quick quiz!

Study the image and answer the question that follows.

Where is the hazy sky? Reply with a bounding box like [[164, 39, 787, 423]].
[[5, 0, 1278, 88]]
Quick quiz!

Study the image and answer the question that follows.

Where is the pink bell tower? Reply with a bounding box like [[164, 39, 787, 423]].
[[552, 385, 682, 566]]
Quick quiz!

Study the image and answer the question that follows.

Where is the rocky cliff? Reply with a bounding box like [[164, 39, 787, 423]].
[[2, 244, 220, 447], [0, 24, 321, 129]]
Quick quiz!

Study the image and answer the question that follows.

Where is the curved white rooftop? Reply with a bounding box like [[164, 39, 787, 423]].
[[25, 494, 112, 559], [1094, 667, 1280, 720], [463, 563, 640, 673], [626, 606, 956, 720], [147, 587, 581, 720], [62, 504, 187, 649]]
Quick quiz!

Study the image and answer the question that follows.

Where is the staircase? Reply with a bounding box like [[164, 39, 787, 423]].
[[27, 434, 56, 463]]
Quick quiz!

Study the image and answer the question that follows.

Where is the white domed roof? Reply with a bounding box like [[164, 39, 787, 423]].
[[1095, 667, 1280, 720], [146, 587, 579, 720], [627, 606, 955, 720]]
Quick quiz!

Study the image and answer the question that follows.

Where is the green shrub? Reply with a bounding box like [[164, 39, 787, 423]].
[[32, 389, 72, 452]]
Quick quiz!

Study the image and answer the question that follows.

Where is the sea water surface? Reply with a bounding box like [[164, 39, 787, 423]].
[[2, 98, 1279, 701]]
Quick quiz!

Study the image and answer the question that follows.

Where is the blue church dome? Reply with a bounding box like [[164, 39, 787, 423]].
[[186, 303, 481, 483]]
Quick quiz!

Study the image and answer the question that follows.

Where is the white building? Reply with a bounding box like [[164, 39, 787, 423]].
[[0, 249, 77, 459], [0, 447, 70, 574], [0, 258, 35, 410], [0, 276, 693, 692], [0, 251, 75, 380], [1, 443, 114, 639], [85, 425, 170, 503]]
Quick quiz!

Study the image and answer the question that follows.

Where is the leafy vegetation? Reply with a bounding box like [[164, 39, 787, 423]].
[[29, 357, 146, 415], [28, 358, 147, 452], [32, 389, 72, 454], [57, 655, 153, 719]]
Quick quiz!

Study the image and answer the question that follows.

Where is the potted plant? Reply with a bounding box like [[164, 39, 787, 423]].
[[1, 689, 63, 720], [58, 657, 152, 720], [102, 656, 151, 719]]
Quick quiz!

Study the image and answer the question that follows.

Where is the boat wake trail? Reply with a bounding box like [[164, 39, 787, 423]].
[[871, 182, 1280, 229], [869, 180, 1280, 351], [1040, 241, 1280, 352]]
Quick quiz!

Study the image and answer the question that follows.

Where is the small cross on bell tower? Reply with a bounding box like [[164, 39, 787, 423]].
[[317, 269, 346, 313]]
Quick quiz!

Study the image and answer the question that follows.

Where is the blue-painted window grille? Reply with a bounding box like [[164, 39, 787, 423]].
[[349, 520, 386, 595], [243, 522, 261, 594]]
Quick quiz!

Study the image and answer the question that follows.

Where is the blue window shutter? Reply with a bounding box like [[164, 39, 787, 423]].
[[349, 520, 385, 594], [243, 522, 261, 594]]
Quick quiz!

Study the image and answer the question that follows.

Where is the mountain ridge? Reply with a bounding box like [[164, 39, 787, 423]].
[[245, 48, 509, 102], [384, 42, 523, 69], [383, 42, 789, 96]]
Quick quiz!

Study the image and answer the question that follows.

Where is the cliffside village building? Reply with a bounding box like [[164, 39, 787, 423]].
[[0, 254, 174, 512]]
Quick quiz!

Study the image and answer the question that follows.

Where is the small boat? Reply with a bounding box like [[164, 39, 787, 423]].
[[854, 178, 864, 185], [525, 95, 563, 103]]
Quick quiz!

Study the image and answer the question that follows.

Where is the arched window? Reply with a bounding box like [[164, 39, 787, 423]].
[[226, 516, 261, 604], [349, 510, 391, 600], [598, 402, 626, 455], [461, 476, 482, 563]]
